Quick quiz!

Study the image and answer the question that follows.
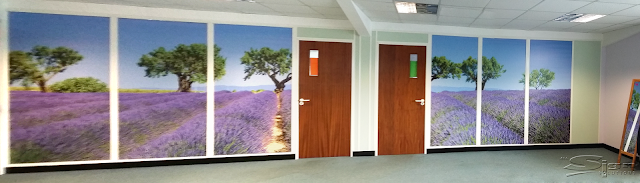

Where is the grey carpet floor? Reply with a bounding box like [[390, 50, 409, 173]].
[[1, 148, 639, 183]]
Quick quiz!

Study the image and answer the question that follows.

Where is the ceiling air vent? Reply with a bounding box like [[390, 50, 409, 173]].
[[395, 1, 438, 14]]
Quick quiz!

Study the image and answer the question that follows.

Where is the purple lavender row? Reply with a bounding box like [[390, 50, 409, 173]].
[[124, 112, 206, 159], [280, 90, 292, 148], [11, 92, 197, 128], [481, 90, 525, 138], [442, 91, 477, 109], [119, 93, 207, 156], [214, 91, 253, 109], [214, 91, 277, 155], [431, 92, 476, 146], [481, 113, 524, 144], [530, 89, 571, 110], [11, 114, 110, 163], [529, 102, 570, 143], [622, 110, 639, 153]]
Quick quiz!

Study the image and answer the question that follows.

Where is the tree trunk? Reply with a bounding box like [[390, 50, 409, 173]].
[[177, 76, 192, 92], [481, 80, 487, 90], [37, 80, 47, 93]]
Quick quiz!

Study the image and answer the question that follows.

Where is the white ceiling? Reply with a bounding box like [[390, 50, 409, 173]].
[[42, 0, 640, 33]]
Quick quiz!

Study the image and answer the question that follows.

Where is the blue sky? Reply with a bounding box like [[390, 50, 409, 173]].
[[213, 24, 292, 88], [432, 35, 478, 90], [483, 38, 526, 91], [530, 40, 572, 89], [119, 19, 207, 90], [9, 12, 110, 85]]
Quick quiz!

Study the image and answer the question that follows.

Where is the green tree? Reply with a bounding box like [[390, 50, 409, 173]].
[[519, 68, 555, 90], [431, 56, 462, 81], [240, 47, 292, 94], [632, 90, 640, 110], [460, 56, 506, 90], [9, 46, 83, 92], [49, 77, 108, 93], [138, 44, 226, 92]]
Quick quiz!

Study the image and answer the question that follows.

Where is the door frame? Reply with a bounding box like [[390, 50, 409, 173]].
[[293, 34, 356, 159], [374, 40, 431, 155]]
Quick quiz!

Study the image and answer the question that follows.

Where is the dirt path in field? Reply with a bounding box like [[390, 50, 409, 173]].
[[265, 93, 289, 153]]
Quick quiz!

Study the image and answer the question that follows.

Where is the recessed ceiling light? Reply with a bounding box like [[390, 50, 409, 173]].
[[553, 13, 606, 23], [395, 1, 417, 14], [395, 1, 438, 14]]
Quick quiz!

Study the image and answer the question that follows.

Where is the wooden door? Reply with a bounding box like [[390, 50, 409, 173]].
[[299, 41, 351, 158], [378, 44, 426, 155]]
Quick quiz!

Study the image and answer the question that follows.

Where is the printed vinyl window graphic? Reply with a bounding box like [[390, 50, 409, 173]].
[[528, 40, 572, 144], [9, 12, 110, 163], [481, 38, 525, 145], [431, 35, 478, 146], [623, 81, 640, 154], [213, 24, 292, 155], [118, 19, 207, 159]]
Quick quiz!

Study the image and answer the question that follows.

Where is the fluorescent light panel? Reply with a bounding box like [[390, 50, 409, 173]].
[[395, 1, 417, 13], [553, 13, 606, 23]]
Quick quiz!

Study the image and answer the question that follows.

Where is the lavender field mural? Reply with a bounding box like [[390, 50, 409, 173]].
[[118, 19, 209, 159], [9, 13, 110, 163], [480, 38, 525, 145], [528, 40, 572, 144], [214, 24, 292, 154], [431, 35, 478, 146]]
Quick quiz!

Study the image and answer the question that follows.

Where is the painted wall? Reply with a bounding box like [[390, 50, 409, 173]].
[[600, 32, 640, 148]]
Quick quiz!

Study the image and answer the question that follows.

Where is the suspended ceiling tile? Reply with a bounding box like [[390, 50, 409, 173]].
[[312, 7, 345, 15], [485, 0, 543, 10], [612, 5, 640, 16], [516, 11, 566, 20], [502, 19, 548, 30], [440, 0, 491, 8], [225, 2, 277, 13], [438, 6, 483, 18], [622, 18, 640, 25], [537, 21, 581, 28], [262, 4, 318, 14], [569, 22, 615, 29], [593, 24, 631, 33], [471, 18, 513, 26], [353, 0, 396, 11], [282, 12, 326, 19], [437, 16, 476, 24], [370, 16, 403, 23], [588, 15, 638, 24], [598, 0, 640, 4], [479, 9, 526, 19], [571, 2, 635, 14], [254, 0, 305, 5], [298, 0, 340, 7], [399, 13, 438, 22], [531, 0, 591, 13], [437, 21, 472, 27]]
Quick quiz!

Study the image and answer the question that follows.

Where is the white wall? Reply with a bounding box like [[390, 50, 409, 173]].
[[599, 31, 640, 148]]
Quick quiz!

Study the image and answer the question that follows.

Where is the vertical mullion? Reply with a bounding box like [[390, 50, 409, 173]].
[[109, 17, 119, 160], [476, 37, 482, 146], [206, 23, 214, 157], [524, 39, 530, 145]]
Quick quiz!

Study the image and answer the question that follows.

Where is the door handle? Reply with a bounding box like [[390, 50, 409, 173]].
[[415, 99, 425, 106], [299, 98, 311, 106]]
